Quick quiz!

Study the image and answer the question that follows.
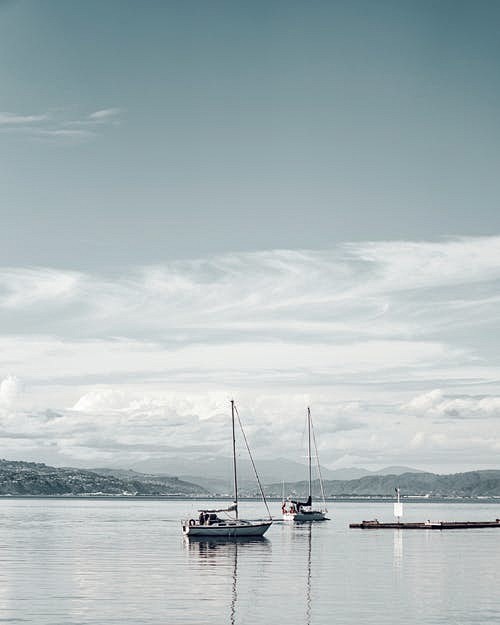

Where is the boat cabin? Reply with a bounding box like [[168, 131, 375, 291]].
[[198, 511, 224, 526], [282, 495, 312, 514]]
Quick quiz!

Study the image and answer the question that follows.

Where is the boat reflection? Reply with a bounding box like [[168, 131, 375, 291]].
[[184, 535, 270, 558], [184, 536, 271, 625], [282, 522, 315, 625]]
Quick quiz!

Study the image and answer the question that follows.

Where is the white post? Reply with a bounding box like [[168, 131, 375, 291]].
[[394, 488, 403, 523]]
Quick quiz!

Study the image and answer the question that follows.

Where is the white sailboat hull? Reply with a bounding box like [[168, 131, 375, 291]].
[[283, 510, 328, 522], [182, 520, 272, 537]]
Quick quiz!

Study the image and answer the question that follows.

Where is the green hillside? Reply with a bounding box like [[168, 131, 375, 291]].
[[0, 459, 206, 496]]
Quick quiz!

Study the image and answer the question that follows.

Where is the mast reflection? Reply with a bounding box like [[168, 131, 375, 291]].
[[286, 522, 318, 625], [393, 528, 403, 569], [306, 524, 312, 625], [184, 536, 271, 624]]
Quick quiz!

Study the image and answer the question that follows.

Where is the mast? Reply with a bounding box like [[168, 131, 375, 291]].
[[308, 406, 312, 501], [231, 399, 239, 519]]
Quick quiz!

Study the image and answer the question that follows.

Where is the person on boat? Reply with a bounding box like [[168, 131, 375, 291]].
[[199, 512, 205, 525], [291, 495, 312, 514]]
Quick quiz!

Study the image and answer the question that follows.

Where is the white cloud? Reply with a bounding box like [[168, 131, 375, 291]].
[[73, 389, 130, 412], [0, 112, 48, 125], [0, 376, 21, 408], [88, 108, 121, 120], [404, 390, 500, 420], [1, 384, 500, 473], [405, 389, 445, 414]]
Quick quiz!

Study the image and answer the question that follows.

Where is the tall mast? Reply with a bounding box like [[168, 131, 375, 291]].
[[231, 399, 239, 519], [308, 406, 312, 501]]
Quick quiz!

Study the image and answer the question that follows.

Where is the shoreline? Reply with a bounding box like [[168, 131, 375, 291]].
[[1, 495, 499, 503]]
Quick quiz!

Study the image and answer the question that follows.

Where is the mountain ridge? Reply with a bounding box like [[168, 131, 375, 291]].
[[126, 455, 423, 491], [266, 469, 500, 498]]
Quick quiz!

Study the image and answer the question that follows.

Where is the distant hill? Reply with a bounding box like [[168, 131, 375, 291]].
[[370, 466, 425, 477], [183, 465, 424, 494], [1, 459, 499, 498], [0, 459, 207, 496], [129, 456, 423, 492], [267, 470, 500, 498], [131, 455, 330, 485], [318, 466, 424, 481]]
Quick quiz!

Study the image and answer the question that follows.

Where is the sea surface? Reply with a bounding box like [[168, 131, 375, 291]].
[[0, 498, 499, 624]]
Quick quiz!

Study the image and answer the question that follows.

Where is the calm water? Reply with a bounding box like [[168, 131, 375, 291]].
[[0, 499, 499, 624]]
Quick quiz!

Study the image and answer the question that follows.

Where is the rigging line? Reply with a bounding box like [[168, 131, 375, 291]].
[[233, 404, 272, 520], [311, 416, 327, 509]]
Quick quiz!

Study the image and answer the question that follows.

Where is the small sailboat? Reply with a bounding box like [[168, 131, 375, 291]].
[[282, 407, 328, 522], [182, 400, 273, 537]]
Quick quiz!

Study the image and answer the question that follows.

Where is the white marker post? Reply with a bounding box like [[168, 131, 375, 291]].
[[394, 488, 403, 523]]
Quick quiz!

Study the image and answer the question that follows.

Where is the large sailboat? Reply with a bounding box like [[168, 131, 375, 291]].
[[182, 400, 273, 537], [282, 407, 328, 522]]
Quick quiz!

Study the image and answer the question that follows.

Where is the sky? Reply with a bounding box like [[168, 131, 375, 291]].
[[1, 0, 500, 474]]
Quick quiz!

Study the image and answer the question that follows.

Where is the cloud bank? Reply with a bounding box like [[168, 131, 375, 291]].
[[1, 235, 500, 471]]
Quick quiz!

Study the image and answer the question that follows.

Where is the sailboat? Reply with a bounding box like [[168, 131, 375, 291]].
[[182, 400, 273, 537], [282, 407, 328, 522]]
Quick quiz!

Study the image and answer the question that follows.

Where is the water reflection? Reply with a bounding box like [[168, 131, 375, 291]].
[[393, 529, 403, 569], [231, 542, 237, 625], [1, 500, 499, 625], [305, 524, 312, 625], [184, 537, 271, 624], [184, 536, 271, 561], [282, 522, 317, 625]]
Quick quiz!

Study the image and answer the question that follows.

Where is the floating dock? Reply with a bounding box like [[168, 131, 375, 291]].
[[349, 519, 500, 530]]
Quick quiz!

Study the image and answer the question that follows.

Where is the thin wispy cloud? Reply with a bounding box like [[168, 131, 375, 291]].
[[0, 107, 123, 141], [0, 267, 81, 308], [88, 108, 121, 120], [35, 129, 96, 142], [1, 235, 498, 344], [0, 112, 49, 125], [64, 108, 122, 128]]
